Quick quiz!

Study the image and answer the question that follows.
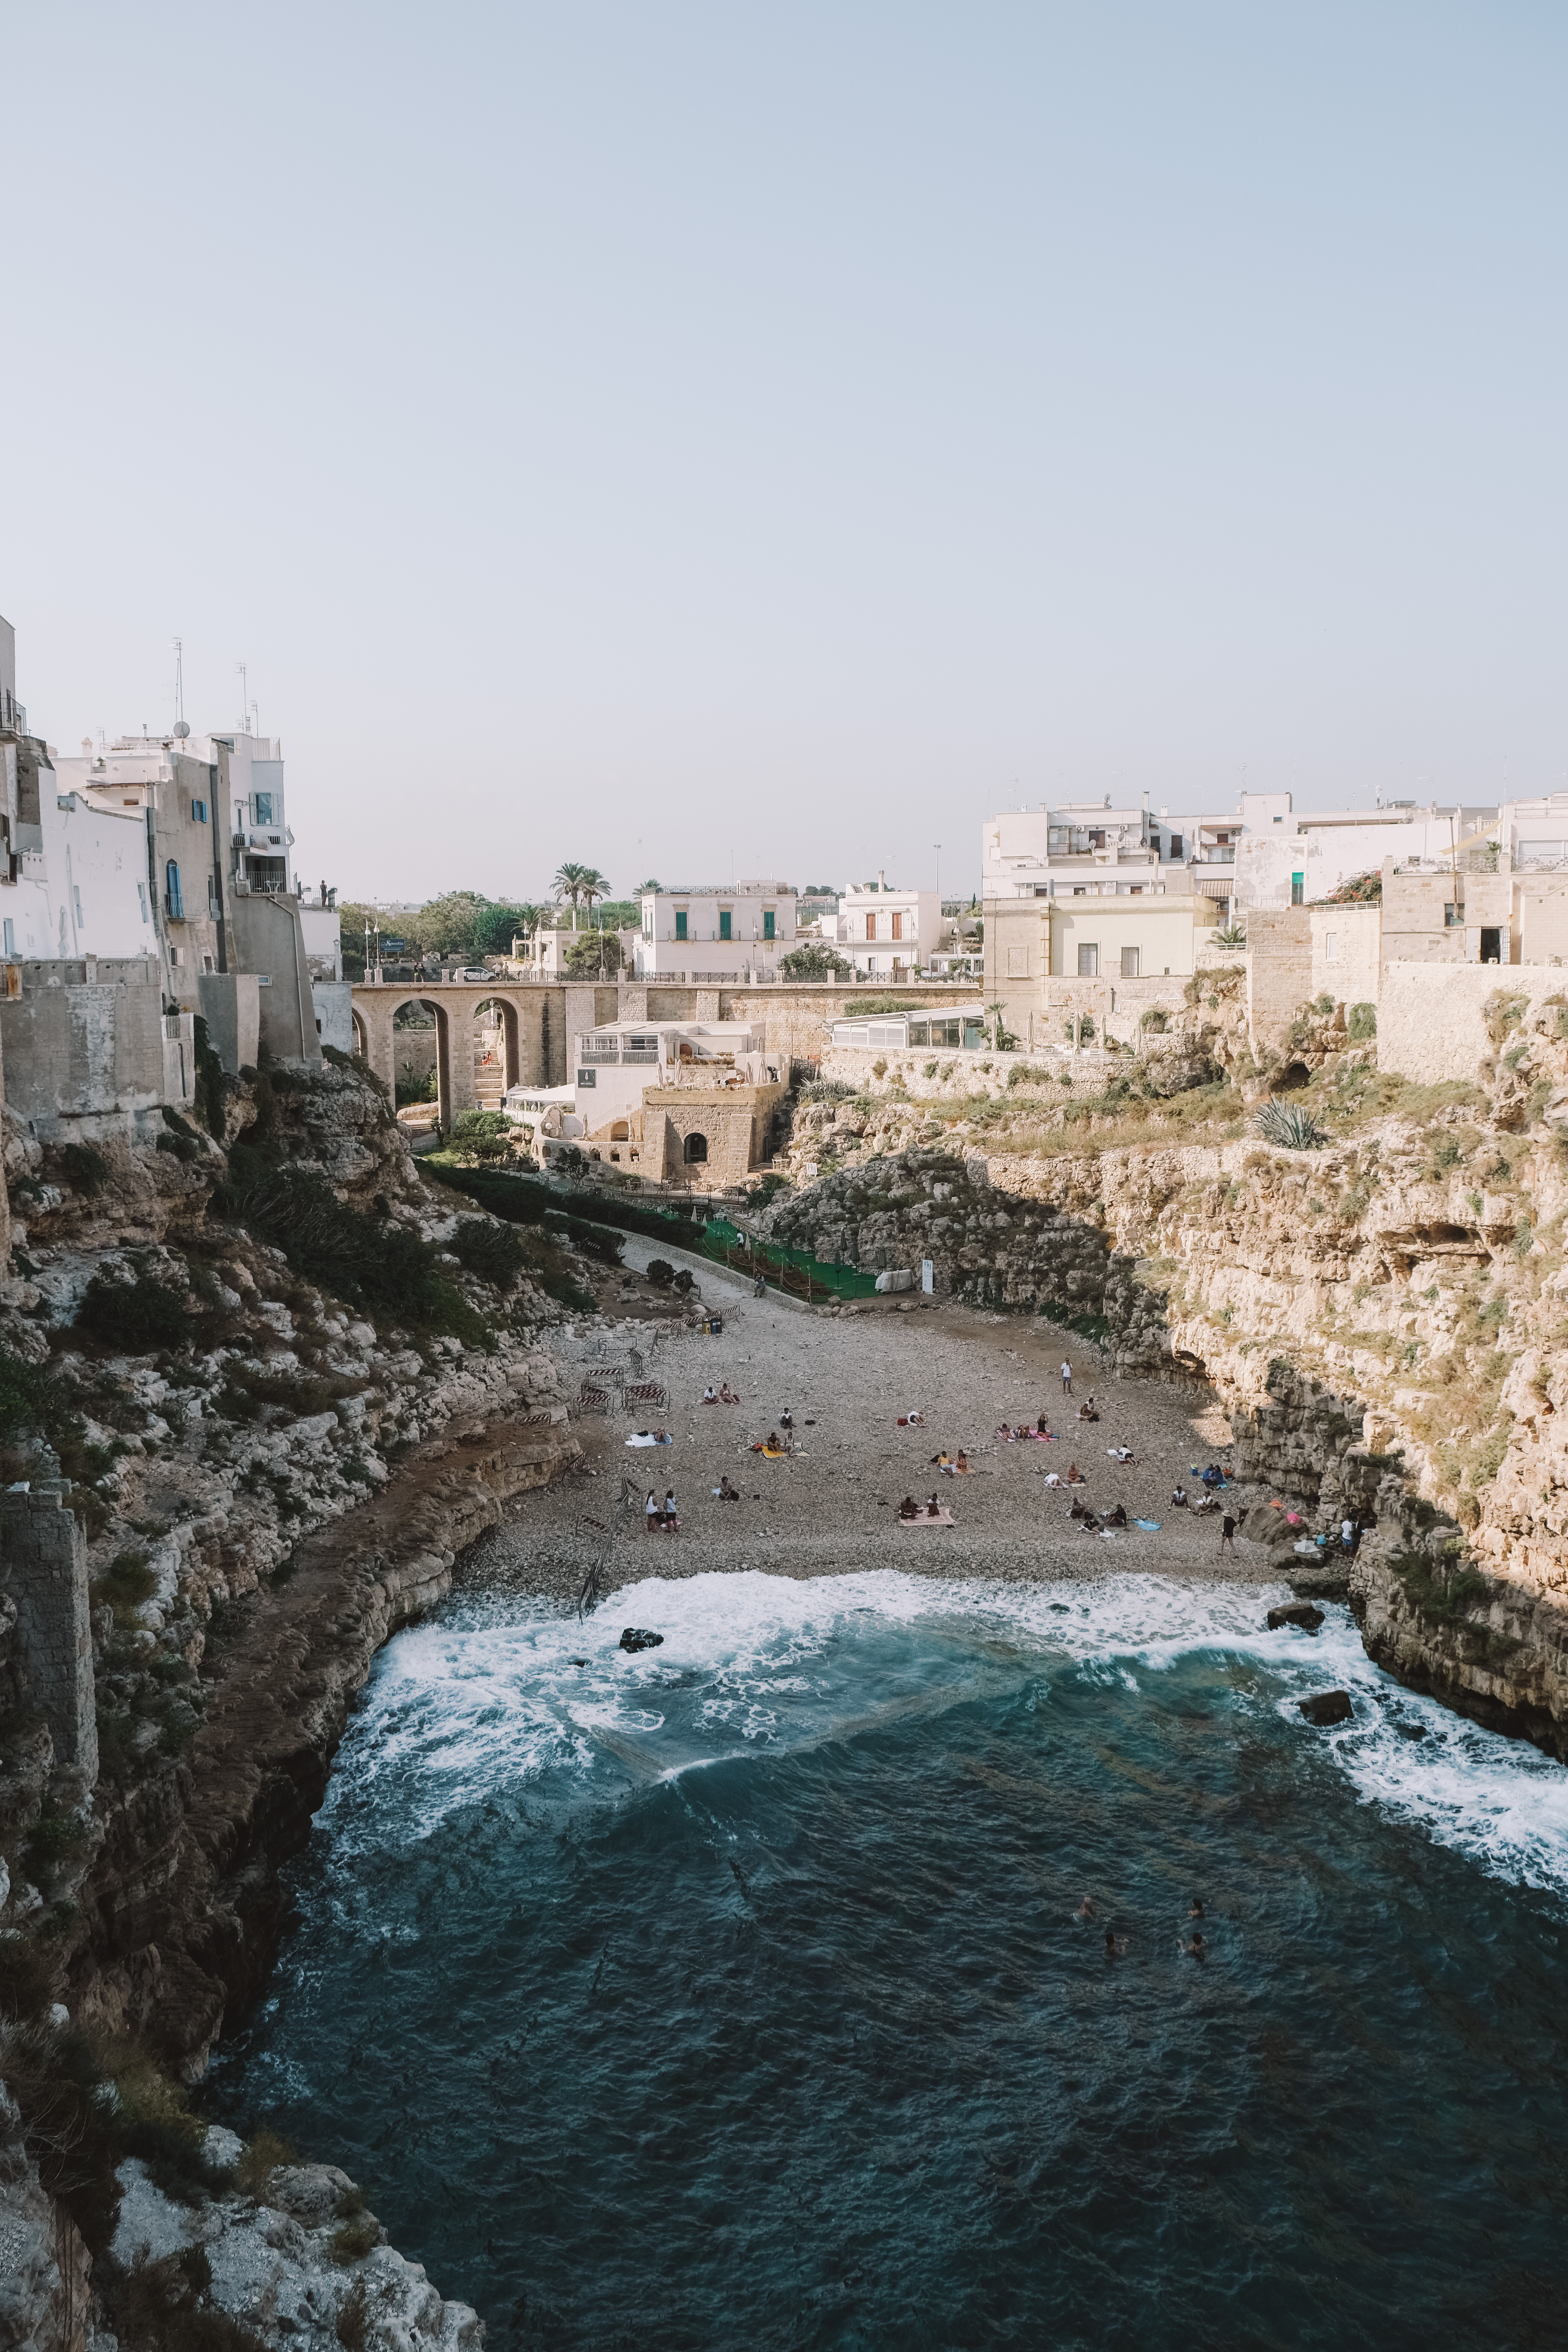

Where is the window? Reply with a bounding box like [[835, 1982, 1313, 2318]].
[[1325, 930, 1340, 964], [1444, 902, 1464, 929], [137, 882, 148, 923], [1121, 946, 1139, 978], [253, 793, 275, 825], [73, 887, 83, 928], [1078, 943, 1099, 977], [165, 859, 184, 919], [718, 910, 732, 941], [683, 1132, 708, 1164], [2, 920, 12, 957], [674, 910, 688, 940], [891, 911, 903, 941], [1168, 834, 1184, 859], [763, 909, 775, 941], [191, 798, 208, 823], [1290, 874, 1304, 906], [865, 913, 877, 941]]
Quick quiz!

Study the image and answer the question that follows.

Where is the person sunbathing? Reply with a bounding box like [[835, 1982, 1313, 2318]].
[[1171, 1485, 1188, 1507], [715, 1475, 741, 1501], [701, 1385, 718, 1404], [1036, 1413, 1051, 1436], [926, 1494, 942, 1517], [1066, 1462, 1086, 1484], [997, 1423, 1015, 1441], [1110, 1444, 1135, 1465], [906, 1410, 925, 1426], [1078, 1397, 1100, 1422], [718, 1383, 740, 1404], [1193, 1490, 1219, 1514], [1043, 1470, 1063, 1488], [953, 1450, 971, 1473], [765, 1432, 781, 1452], [1068, 1496, 1091, 1522], [780, 1409, 794, 1432], [931, 1450, 953, 1470], [1106, 1502, 1128, 1528]]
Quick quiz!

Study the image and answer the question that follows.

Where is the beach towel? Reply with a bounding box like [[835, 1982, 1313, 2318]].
[[1135, 1519, 1161, 1531]]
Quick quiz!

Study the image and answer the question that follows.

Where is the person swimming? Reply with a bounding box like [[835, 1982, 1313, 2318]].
[[1076, 1897, 1095, 1919], [1104, 1929, 1128, 1956], [1180, 1931, 1207, 1958], [1190, 1897, 1204, 1918]]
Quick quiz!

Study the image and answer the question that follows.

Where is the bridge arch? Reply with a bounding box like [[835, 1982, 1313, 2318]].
[[389, 997, 453, 1128]]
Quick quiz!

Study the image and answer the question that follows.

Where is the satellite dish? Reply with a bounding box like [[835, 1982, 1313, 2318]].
[[173, 720, 190, 739]]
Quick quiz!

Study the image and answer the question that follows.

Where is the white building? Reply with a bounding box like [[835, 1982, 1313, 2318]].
[[505, 1018, 781, 1170], [1234, 795, 1499, 911], [830, 876, 940, 976], [634, 883, 796, 981]]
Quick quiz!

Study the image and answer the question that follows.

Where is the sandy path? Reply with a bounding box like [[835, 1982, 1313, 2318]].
[[466, 1277, 1285, 1607]]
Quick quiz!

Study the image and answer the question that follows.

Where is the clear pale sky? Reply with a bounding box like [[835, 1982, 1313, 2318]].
[[5, 2, 1564, 903]]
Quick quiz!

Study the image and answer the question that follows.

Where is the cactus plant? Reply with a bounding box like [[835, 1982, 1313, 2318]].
[[1256, 1098, 1328, 1150]]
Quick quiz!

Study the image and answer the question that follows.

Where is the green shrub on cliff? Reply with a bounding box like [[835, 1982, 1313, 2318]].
[[77, 1272, 195, 1353], [214, 1148, 489, 1347], [449, 1216, 527, 1286]]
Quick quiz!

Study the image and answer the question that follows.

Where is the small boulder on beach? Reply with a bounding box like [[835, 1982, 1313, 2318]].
[[619, 1628, 665, 1652], [1297, 1690, 1354, 1727], [1267, 1603, 1326, 1633]]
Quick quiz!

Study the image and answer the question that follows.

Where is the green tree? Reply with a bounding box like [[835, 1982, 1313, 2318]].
[[781, 942, 852, 981], [564, 931, 624, 977]]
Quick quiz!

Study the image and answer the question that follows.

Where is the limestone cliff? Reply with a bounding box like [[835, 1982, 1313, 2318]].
[[763, 991, 1568, 1753]]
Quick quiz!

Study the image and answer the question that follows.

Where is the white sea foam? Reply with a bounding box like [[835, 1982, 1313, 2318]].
[[328, 1569, 1568, 1897]]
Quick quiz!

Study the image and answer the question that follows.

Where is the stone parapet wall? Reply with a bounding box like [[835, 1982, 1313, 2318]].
[[1379, 962, 1568, 1084], [0, 960, 171, 1133]]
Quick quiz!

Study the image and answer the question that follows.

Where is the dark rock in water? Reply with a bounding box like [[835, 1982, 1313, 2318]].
[[619, 1628, 665, 1652], [1298, 1690, 1354, 1727], [1396, 1721, 1427, 1742], [1267, 1603, 1326, 1633]]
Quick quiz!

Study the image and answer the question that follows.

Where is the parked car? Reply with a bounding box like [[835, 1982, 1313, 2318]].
[[456, 966, 493, 982]]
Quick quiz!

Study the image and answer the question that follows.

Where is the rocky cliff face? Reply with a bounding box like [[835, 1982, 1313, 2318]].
[[0, 1054, 599, 2348], [764, 992, 1568, 1754]]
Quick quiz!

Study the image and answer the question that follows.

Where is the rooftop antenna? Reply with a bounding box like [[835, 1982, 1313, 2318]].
[[237, 661, 248, 734], [172, 637, 189, 739]]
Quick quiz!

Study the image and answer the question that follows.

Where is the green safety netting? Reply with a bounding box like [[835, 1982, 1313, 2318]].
[[703, 1217, 880, 1300]]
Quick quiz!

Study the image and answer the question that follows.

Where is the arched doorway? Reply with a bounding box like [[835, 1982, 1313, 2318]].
[[390, 998, 452, 1129], [683, 1132, 708, 1165], [472, 996, 521, 1107], [350, 1007, 369, 1063]]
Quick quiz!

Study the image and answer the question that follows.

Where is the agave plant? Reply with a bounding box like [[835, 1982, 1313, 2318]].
[[1256, 1098, 1328, 1150]]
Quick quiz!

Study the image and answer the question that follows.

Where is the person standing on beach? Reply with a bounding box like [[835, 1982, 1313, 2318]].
[[1061, 1360, 1072, 1396], [1219, 1512, 1236, 1555]]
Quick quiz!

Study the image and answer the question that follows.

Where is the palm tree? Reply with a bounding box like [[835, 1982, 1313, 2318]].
[[552, 862, 591, 928], [579, 867, 610, 928]]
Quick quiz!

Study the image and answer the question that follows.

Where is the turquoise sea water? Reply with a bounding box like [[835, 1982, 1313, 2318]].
[[208, 1571, 1568, 2350]]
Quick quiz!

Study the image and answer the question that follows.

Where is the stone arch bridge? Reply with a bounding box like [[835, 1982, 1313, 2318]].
[[350, 975, 975, 1126]]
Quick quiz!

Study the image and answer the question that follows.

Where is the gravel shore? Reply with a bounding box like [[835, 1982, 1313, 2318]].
[[462, 1274, 1286, 1609]]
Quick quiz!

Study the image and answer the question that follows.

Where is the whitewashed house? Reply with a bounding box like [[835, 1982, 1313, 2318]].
[[634, 884, 796, 981], [830, 876, 941, 977]]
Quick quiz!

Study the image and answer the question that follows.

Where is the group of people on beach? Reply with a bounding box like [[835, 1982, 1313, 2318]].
[[700, 1383, 742, 1405], [898, 1494, 949, 1520], [643, 1488, 679, 1532], [1078, 1894, 1208, 1961]]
